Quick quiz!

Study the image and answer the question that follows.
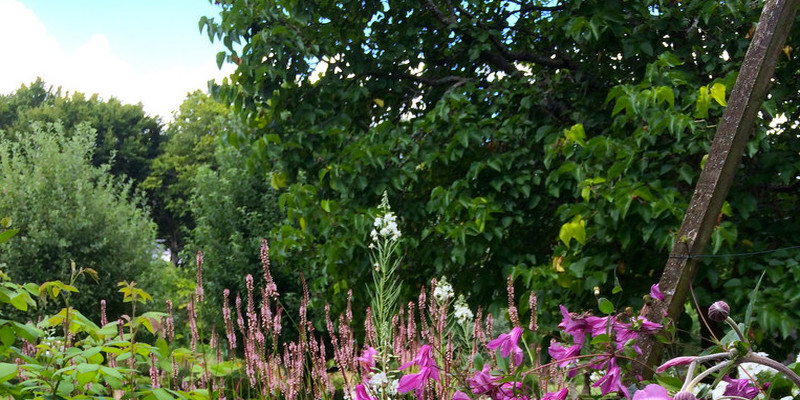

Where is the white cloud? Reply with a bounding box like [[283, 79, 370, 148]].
[[0, 0, 234, 122]]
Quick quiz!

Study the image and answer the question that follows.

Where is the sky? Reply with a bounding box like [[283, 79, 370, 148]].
[[0, 0, 236, 122]]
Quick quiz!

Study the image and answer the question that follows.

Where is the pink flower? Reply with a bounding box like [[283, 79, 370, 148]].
[[398, 345, 440, 399], [452, 390, 470, 400], [585, 315, 612, 337], [470, 364, 499, 395], [469, 365, 529, 400], [542, 388, 568, 400], [355, 384, 377, 400], [592, 358, 629, 398], [548, 341, 581, 368], [656, 356, 695, 373], [487, 327, 524, 366], [358, 346, 378, 371], [633, 384, 671, 400], [558, 305, 588, 345], [650, 284, 665, 301], [722, 376, 759, 399]]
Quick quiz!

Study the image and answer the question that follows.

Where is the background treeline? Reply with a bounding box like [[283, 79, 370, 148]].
[[2, 0, 800, 361]]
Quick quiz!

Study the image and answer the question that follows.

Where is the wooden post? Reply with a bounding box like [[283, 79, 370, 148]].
[[634, 0, 800, 376]]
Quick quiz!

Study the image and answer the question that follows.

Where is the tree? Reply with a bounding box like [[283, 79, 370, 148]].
[[142, 91, 231, 263], [185, 142, 289, 329], [0, 122, 159, 320], [0, 79, 163, 187], [202, 0, 800, 356]]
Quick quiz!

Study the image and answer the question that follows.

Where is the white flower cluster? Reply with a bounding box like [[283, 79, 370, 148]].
[[370, 211, 401, 242], [433, 277, 454, 303], [453, 294, 474, 325], [368, 372, 399, 396]]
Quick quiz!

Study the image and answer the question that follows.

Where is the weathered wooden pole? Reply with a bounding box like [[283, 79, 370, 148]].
[[634, 0, 800, 376]]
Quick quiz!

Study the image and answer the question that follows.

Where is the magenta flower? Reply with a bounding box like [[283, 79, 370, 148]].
[[592, 358, 629, 398], [548, 341, 581, 368], [487, 326, 524, 366], [558, 305, 588, 345], [355, 384, 377, 400], [542, 387, 568, 400], [585, 315, 612, 337], [633, 384, 671, 400], [722, 376, 759, 399], [452, 390, 470, 400], [398, 345, 440, 399], [650, 284, 665, 301], [496, 381, 528, 400], [469, 364, 499, 395], [358, 346, 378, 371], [656, 356, 695, 373]]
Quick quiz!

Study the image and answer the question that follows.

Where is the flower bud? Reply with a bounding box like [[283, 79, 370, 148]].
[[708, 301, 730, 322], [674, 391, 698, 400]]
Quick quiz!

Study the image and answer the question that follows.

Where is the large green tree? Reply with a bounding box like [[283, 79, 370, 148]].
[[0, 78, 163, 187], [142, 91, 231, 262], [202, 0, 800, 356], [0, 122, 159, 320]]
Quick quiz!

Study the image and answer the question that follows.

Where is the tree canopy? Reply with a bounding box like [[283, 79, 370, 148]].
[[0, 122, 159, 319], [200, 0, 800, 356], [0, 78, 163, 187]]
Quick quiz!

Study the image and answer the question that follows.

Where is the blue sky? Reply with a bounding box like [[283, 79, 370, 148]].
[[0, 0, 235, 121]]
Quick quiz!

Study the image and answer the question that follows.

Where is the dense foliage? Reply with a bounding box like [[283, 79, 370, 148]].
[[142, 91, 231, 262], [0, 123, 159, 320], [200, 0, 800, 358], [0, 79, 163, 186]]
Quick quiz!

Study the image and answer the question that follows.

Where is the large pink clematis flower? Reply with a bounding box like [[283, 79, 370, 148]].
[[397, 345, 440, 399], [487, 326, 524, 366], [633, 384, 671, 400]]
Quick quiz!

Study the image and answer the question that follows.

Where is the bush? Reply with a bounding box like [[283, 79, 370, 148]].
[[0, 122, 159, 320]]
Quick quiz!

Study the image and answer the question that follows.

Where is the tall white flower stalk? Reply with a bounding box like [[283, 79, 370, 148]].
[[368, 192, 403, 369]]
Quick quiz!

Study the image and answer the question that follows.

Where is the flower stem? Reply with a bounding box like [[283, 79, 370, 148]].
[[739, 352, 800, 388]]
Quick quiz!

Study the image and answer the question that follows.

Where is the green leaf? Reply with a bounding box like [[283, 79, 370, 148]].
[[216, 51, 226, 69], [655, 86, 675, 109], [0, 229, 18, 244], [710, 82, 727, 106], [100, 366, 123, 389], [0, 362, 17, 383], [76, 363, 99, 386], [564, 124, 586, 146], [270, 171, 287, 189], [559, 216, 586, 247], [591, 333, 611, 345], [150, 388, 175, 400], [598, 297, 615, 314], [695, 85, 710, 119]]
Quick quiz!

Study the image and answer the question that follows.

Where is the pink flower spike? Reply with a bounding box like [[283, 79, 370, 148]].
[[633, 384, 671, 400], [650, 284, 665, 301], [355, 384, 377, 400], [656, 356, 696, 373], [542, 387, 569, 400], [487, 326, 524, 366], [452, 390, 470, 400]]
